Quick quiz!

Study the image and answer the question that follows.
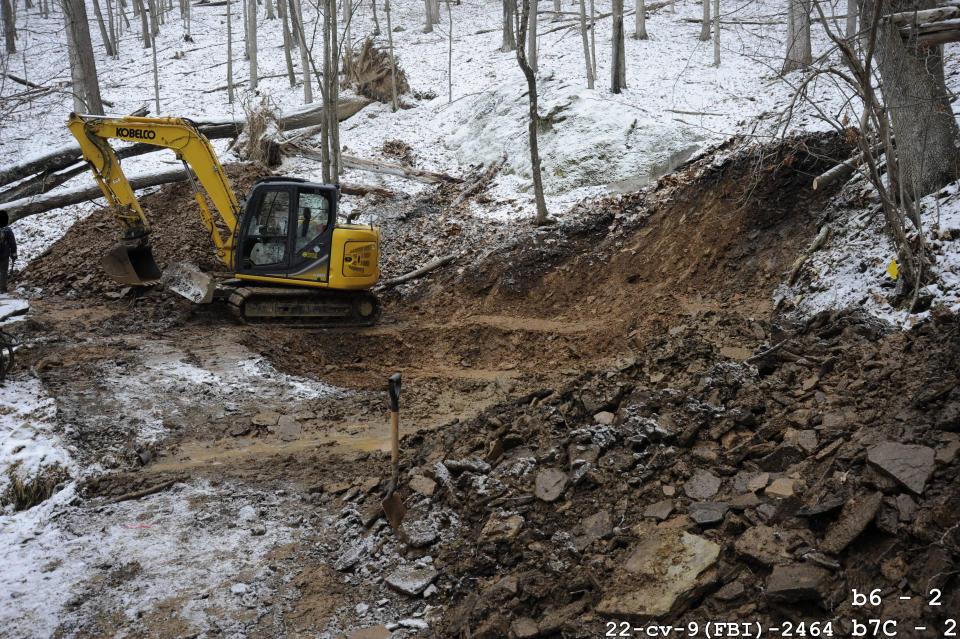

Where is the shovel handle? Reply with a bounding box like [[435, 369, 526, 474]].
[[390, 410, 400, 465]]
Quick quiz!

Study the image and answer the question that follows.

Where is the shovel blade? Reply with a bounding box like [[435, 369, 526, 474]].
[[161, 262, 216, 304], [381, 491, 406, 531]]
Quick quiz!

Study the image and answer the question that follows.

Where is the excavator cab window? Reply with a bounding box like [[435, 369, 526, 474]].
[[244, 190, 290, 267]]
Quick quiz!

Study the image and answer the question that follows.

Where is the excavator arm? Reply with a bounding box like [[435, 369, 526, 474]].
[[67, 113, 242, 282]]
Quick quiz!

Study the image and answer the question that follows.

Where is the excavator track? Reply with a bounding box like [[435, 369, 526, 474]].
[[226, 287, 381, 327]]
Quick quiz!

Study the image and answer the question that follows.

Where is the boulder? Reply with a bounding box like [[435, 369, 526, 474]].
[[866, 442, 936, 495]]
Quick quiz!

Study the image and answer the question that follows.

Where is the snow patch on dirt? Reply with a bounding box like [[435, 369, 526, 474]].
[[0, 375, 74, 506], [0, 479, 294, 637]]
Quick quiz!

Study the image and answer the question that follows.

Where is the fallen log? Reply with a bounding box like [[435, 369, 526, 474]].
[[787, 224, 832, 286], [2, 167, 190, 223], [1, 167, 393, 222], [885, 4, 960, 26], [812, 142, 883, 191], [0, 99, 372, 190], [295, 148, 460, 184], [449, 157, 506, 208], [898, 17, 960, 44], [379, 253, 456, 288], [0, 163, 90, 204]]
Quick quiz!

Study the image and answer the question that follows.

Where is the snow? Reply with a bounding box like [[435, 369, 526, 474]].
[[0, 479, 294, 637], [0, 375, 73, 508]]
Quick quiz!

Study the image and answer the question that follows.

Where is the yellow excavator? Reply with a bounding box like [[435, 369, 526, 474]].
[[67, 113, 381, 325]]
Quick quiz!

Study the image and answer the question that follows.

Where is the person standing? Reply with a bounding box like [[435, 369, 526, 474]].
[[0, 212, 17, 294]]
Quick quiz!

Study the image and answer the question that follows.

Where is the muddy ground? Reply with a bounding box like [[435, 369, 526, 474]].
[[4, 134, 959, 638]]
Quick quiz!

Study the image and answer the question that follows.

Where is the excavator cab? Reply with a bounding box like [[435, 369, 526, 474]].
[[236, 178, 337, 282]]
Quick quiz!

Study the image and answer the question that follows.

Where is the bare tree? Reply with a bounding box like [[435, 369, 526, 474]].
[[385, 0, 398, 110], [293, 0, 312, 102], [279, 0, 296, 86], [92, 0, 116, 57], [62, 0, 105, 114], [133, 0, 149, 47], [514, 0, 549, 225], [370, 0, 380, 35], [699, 0, 710, 41], [106, 0, 118, 56], [502, 0, 516, 52], [579, 0, 594, 86], [248, 0, 258, 90], [713, 0, 719, 65], [589, 0, 596, 79], [423, 0, 432, 32], [227, 0, 235, 103], [610, 0, 625, 92], [860, 0, 959, 197], [446, 0, 452, 102], [527, 0, 537, 71], [783, 0, 812, 72], [2, 0, 15, 53], [634, 0, 647, 39], [148, 0, 160, 111]]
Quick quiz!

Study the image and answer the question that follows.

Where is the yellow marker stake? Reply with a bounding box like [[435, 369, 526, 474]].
[[887, 259, 899, 280]]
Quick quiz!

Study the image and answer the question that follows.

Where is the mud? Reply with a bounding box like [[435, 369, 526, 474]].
[[6, 133, 958, 638]]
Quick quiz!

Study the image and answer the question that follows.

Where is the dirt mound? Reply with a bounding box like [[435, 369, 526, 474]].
[[360, 307, 958, 636], [22, 164, 268, 298]]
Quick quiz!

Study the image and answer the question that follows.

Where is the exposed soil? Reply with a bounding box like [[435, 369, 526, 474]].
[[7, 133, 958, 638]]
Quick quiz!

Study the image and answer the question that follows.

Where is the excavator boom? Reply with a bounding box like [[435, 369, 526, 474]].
[[67, 113, 242, 283]]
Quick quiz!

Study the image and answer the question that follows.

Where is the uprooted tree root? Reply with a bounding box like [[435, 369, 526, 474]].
[[1, 461, 71, 511], [347, 38, 410, 104], [231, 95, 285, 168]]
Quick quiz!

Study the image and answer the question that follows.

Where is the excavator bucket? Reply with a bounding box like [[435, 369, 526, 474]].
[[101, 243, 163, 285]]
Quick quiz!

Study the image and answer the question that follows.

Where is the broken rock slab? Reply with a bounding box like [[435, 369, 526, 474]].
[[385, 566, 438, 596], [644, 499, 675, 521], [766, 564, 831, 602], [820, 491, 883, 555], [534, 468, 568, 503], [346, 626, 392, 639], [510, 617, 540, 639], [684, 470, 722, 500], [479, 513, 524, 543], [596, 528, 720, 622], [409, 475, 437, 497], [735, 524, 791, 566], [689, 502, 728, 526], [252, 411, 280, 427], [866, 442, 936, 495]]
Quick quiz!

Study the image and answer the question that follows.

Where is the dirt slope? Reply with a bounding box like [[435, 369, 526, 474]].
[[11, 134, 956, 639]]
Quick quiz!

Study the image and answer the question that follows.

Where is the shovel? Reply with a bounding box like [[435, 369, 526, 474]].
[[381, 372, 407, 532]]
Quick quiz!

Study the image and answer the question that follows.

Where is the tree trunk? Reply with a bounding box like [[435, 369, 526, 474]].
[[845, 0, 856, 38], [862, 0, 960, 197], [371, 0, 380, 34], [248, 0, 258, 91], [712, 0, 719, 65], [265, 0, 275, 19], [634, 0, 646, 39], [106, 0, 118, 56], [527, 0, 537, 72], [502, 0, 516, 51], [150, 0, 160, 112], [579, 0, 594, 86], [279, 0, 296, 87], [782, 0, 811, 72], [2, 0, 15, 53], [92, 0, 116, 57], [133, 0, 149, 47], [62, 0, 105, 114], [293, 0, 311, 102], [610, 0, 625, 92], [515, 0, 549, 225], [227, 0, 234, 103], [589, 0, 596, 79], [553, 0, 559, 19], [385, 0, 398, 111], [327, 0, 341, 179], [699, 0, 709, 40], [423, 0, 431, 31], [446, 0, 452, 102]]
